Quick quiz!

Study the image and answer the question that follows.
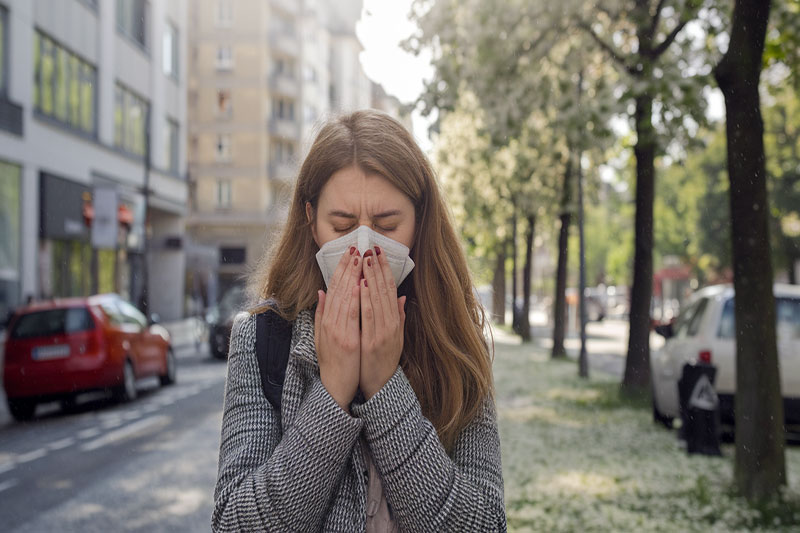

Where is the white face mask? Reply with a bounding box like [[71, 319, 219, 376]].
[[315, 225, 415, 289]]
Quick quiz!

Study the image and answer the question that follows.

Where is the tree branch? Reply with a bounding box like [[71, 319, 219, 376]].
[[649, 17, 689, 58], [648, 0, 669, 39], [578, 21, 637, 75]]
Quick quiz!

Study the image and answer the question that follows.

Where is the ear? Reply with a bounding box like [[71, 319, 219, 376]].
[[306, 202, 319, 246]]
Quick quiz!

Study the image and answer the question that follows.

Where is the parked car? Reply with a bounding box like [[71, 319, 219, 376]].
[[651, 284, 800, 428], [2, 294, 176, 421], [207, 285, 248, 360]]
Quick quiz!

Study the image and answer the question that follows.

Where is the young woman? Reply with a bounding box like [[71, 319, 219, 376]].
[[212, 110, 505, 532]]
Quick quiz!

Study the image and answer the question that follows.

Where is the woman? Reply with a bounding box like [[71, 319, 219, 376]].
[[212, 110, 505, 532]]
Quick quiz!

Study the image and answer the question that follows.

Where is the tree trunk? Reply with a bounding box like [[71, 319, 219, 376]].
[[511, 210, 520, 334], [491, 243, 506, 325], [519, 215, 535, 342], [552, 212, 570, 358], [552, 155, 573, 359], [714, 0, 784, 504], [622, 91, 656, 396]]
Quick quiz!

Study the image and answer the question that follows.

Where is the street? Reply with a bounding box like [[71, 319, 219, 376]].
[[0, 317, 671, 533], [0, 345, 227, 533]]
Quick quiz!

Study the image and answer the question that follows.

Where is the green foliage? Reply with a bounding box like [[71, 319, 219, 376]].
[[764, 0, 800, 88]]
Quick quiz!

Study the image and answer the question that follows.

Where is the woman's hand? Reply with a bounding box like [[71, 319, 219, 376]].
[[315, 246, 363, 413], [359, 246, 407, 400]]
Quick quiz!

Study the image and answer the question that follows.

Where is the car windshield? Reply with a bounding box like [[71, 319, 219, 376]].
[[10, 307, 95, 339], [718, 297, 800, 339], [219, 287, 247, 317], [673, 297, 709, 339]]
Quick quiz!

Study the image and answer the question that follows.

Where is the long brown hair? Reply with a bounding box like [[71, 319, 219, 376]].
[[253, 110, 493, 451]]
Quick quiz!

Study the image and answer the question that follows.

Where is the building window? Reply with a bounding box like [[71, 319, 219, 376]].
[[215, 134, 231, 162], [78, 0, 99, 11], [116, 0, 148, 50], [217, 90, 232, 118], [220, 246, 246, 265], [271, 140, 295, 164], [270, 13, 295, 36], [0, 6, 7, 95], [216, 179, 231, 208], [272, 97, 294, 121], [302, 64, 317, 83], [216, 0, 233, 27], [274, 57, 295, 78], [162, 23, 178, 79], [0, 160, 21, 322], [114, 83, 149, 157], [216, 46, 233, 70], [164, 118, 179, 173], [303, 104, 317, 124], [33, 31, 97, 136]]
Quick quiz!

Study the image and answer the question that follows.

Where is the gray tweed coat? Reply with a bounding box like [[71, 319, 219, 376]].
[[212, 309, 506, 532]]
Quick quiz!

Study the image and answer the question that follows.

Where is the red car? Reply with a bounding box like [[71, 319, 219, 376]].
[[3, 294, 176, 421]]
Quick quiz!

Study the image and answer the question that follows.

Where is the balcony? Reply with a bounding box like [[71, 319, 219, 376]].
[[269, 161, 298, 185], [271, 0, 300, 15], [268, 117, 299, 140], [0, 97, 23, 136], [269, 32, 299, 57], [269, 73, 299, 97]]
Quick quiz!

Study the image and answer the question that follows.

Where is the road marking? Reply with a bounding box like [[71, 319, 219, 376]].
[[77, 427, 102, 439], [0, 462, 15, 474], [16, 448, 47, 463], [122, 410, 142, 420], [101, 418, 123, 429], [47, 437, 75, 451], [0, 479, 18, 493], [81, 415, 169, 452]]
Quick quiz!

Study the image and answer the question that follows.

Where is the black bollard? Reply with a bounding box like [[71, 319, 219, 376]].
[[677, 363, 722, 456]]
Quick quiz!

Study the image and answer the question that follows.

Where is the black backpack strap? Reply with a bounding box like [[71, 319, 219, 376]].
[[255, 307, 293, 412]]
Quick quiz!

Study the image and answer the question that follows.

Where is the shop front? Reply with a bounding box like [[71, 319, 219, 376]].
[[0, 160, 21, 322], [38, 172, 143, 302]]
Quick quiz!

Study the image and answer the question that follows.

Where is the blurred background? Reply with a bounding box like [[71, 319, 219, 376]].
[[0, 0, 799, 531]]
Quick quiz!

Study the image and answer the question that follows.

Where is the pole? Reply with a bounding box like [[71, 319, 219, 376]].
[[577, 68, 589, 379], [138, 106, 151, 315]]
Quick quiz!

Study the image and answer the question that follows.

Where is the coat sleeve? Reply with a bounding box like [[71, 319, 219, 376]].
[[351, 367, 506, 532], [212, 313, 363, 532]]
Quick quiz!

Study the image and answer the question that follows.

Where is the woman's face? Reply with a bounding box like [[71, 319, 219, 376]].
[[307, 165, 416, 249]]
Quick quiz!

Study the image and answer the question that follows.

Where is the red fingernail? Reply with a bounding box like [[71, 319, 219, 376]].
[[354, 257, 359, 266], [367, 258, 372, 267], [364, 249, 373, 257], [375, 246, 381, 256], [364, 279, 368, 288], [349, 246, 355, 255]]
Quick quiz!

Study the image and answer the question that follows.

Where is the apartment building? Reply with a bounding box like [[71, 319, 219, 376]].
[[187, 0, 407, 302], [0, 0, 189, 322]]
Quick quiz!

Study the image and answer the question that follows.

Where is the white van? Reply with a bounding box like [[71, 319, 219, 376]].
[[651, 284, 800, 427]]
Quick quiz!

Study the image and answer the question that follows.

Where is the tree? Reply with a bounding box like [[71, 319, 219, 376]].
[[576, 0, 711, 396], [713, 0, 784, 504], [408, 0, 619, 347], [763, 84, 800, 284], [433, 92, 515, 323]]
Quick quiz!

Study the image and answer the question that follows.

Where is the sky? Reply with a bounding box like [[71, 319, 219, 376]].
[[355, 0, 434, 151], [354, 1, 726, 158]]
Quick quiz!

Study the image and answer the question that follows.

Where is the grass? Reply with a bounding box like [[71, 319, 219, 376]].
[[493, 327, 800, 532]]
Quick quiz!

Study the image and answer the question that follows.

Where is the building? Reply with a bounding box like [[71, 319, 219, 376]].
[[187, 0, 409, 303], [0, 0, 189, 323]]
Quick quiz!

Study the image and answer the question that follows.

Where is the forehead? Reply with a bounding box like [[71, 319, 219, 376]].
[[318, 166, 412, 212]]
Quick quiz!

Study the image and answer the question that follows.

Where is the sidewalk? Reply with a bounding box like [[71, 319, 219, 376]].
[[162, 316, 206, 350], [493, 325, 800, 532]]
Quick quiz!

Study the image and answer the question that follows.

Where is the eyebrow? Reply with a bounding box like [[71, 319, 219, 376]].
[[327, 209, 403, 219]]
